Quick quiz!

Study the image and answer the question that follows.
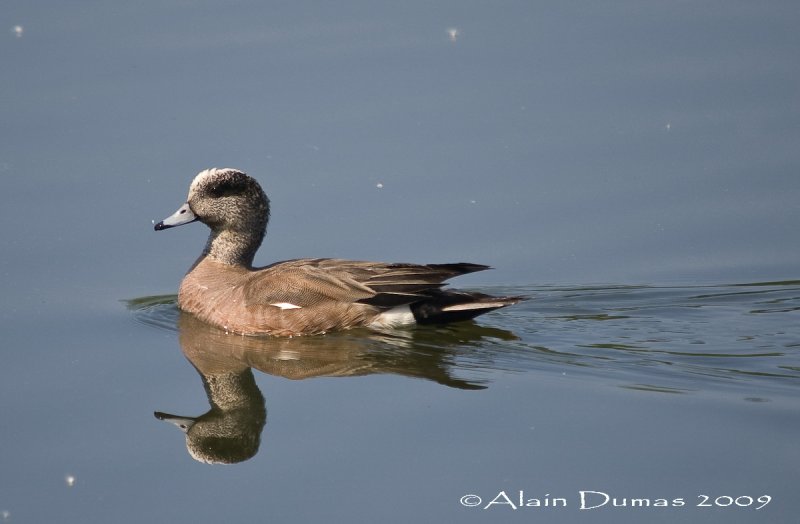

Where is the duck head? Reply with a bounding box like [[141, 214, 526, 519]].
[[155, 168, 270, 267]]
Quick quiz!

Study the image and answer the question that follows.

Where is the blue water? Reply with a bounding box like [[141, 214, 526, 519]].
[[131, 282, 800, 397], [2, 1, 799, 522], [123, 283, 800, 523], [0, 285, 797, 523]]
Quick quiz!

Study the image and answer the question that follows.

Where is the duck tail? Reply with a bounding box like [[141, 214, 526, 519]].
[[410, 291, 525, 324]]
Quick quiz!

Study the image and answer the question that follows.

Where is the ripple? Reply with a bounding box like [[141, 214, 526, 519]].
[[126, 282, 800, 395], [125, 294, 179, 332]]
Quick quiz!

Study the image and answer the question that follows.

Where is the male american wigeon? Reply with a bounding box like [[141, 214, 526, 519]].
[[155, 168, 522, 336]]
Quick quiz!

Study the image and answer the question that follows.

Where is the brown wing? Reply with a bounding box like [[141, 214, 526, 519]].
[[242, 258, 489, 309]]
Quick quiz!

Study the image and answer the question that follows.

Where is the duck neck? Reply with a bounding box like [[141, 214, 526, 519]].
[[202, 228, 264, 268], [202, 370, 265, 412]]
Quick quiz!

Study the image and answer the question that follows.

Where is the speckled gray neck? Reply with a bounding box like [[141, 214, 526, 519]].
[[203, 227, 265, 267]]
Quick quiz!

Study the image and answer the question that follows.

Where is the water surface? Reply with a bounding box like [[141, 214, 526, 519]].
[[2, 1, 799, 523], [132, 281, 800, 398], [122, 282, 800, 522]]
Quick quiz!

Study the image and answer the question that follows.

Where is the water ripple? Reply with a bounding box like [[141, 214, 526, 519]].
[[127, 282, 800, 395]]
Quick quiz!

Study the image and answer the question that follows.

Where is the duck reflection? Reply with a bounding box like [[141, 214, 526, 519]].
[[156, 310, 518, 464]]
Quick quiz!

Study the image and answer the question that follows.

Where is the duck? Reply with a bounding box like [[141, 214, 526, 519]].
[[155, 168, 522, 336]]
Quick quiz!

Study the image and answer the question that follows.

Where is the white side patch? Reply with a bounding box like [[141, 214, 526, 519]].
[[270, 302, 303, 310], [441, 302, 506, 312], [370, 305, 416, 328]]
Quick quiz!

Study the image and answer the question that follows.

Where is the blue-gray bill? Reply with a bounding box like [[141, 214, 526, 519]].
[[154, 202, 197, 231]]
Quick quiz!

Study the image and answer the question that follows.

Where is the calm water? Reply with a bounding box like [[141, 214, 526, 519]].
[[2, 1, 800, 523], [116, 282, 800, 523], [3, 283, 796, 523]]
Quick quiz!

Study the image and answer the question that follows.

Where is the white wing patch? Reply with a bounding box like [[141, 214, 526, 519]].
[[270, 302, 303, 310]]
